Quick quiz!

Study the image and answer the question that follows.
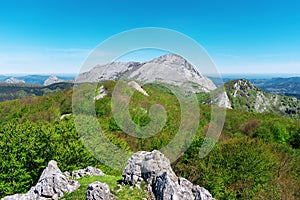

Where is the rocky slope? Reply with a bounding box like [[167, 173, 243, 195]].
[[2, 151, 214, 200], [224, 79, 300, 118], [76, 54, 216, 93]]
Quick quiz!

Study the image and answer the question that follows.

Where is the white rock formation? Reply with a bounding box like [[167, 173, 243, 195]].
[[122, 150, 215, 200], [128, 81, 149, 96], [5, 77, 25, 84], [2, 160, 80, 200], [86, 182, 116, 200], [94, 85, 107, 100], [43, 75, 64, 86]]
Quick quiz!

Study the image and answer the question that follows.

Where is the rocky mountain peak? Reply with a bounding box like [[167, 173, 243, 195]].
[[76, 54, 216, 93], [150, 54, 188, 65], [148, 54, 202, 77], [5, 77, 25, 84], [43, 75, 64, 86]]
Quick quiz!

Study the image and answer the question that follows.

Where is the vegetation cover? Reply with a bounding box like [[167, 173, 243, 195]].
[[0, 81, 299, 199]]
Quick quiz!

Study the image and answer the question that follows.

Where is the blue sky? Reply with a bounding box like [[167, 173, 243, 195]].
[[0, 0, 299, 74]]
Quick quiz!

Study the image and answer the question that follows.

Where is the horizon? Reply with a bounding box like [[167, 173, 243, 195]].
[[1, 1, 300, 74]]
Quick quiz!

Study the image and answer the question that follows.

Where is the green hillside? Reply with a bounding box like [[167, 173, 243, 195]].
[[0, 81, 299, 199], [225, 79, 300, 119]]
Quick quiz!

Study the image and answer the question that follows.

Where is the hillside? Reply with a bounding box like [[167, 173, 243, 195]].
[[224, 79, 300, 118], [0, 81, 299, 199]]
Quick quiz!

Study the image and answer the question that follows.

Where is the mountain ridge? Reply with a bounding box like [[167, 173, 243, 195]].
[[76, 54, 216, 93]]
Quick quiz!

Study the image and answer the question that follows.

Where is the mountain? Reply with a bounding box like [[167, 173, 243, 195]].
[[224, 79, 300, 118], [250, 77, 300, 98], [43, 75, 65, 86], [77, 54, 216, 93], [5, 77, 25, 84]]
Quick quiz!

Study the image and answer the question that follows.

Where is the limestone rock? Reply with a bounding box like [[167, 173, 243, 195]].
[[2, 187, 36, 200], [193, 185, 215, 200], [122, 150, 177, 185], [122, 150, 215, 200], [94, 85, 107, 101], [34, 160, 80, 199], [128, 81, 149, 96], [2, 160, 80, 200], [71, 166, 105, 179], [86, 182, 116, 200]]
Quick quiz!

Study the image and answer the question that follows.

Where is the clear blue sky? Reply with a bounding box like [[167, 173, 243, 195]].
[[0, 0, 300, 74]]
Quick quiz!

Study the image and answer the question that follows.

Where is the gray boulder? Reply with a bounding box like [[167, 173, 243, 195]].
[[193, 185, 215, 200], [86, 182, 116, 200], [2, 187, 36, 200], [2, 160, 80, 200], [122, 150, 215, 200], [122, 150, 177, 185], [71, 166, 104, 179]]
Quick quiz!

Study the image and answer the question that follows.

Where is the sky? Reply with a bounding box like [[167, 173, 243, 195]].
[[0, 0, 300, 75]]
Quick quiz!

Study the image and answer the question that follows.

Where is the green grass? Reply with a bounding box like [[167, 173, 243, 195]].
[[63, 175, 148, 200]]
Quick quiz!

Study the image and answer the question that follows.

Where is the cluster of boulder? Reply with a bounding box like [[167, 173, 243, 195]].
[[122, 150, 214, 200], [2, 150, 214, 200]]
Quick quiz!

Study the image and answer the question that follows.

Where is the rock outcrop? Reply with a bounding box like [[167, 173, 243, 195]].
[[71, 166, 105, 179], [128, 81, 149, 96], [86, 182, 116, 200], [94, 85, 107, 101], [122, 150, 215, 200], [2, 152, 215, 200], [2, 161, 80, 200]]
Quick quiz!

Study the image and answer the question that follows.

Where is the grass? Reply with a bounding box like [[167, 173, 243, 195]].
[[62, 175, 148, 200]]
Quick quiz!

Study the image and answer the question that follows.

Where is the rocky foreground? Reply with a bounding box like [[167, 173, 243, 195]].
[[2, 150, 214, 200]]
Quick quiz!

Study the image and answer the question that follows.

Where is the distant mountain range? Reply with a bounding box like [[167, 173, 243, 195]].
[[0, 74, 75, 85], [250, 77, 300, 99], [0, 55, 299, 118]]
